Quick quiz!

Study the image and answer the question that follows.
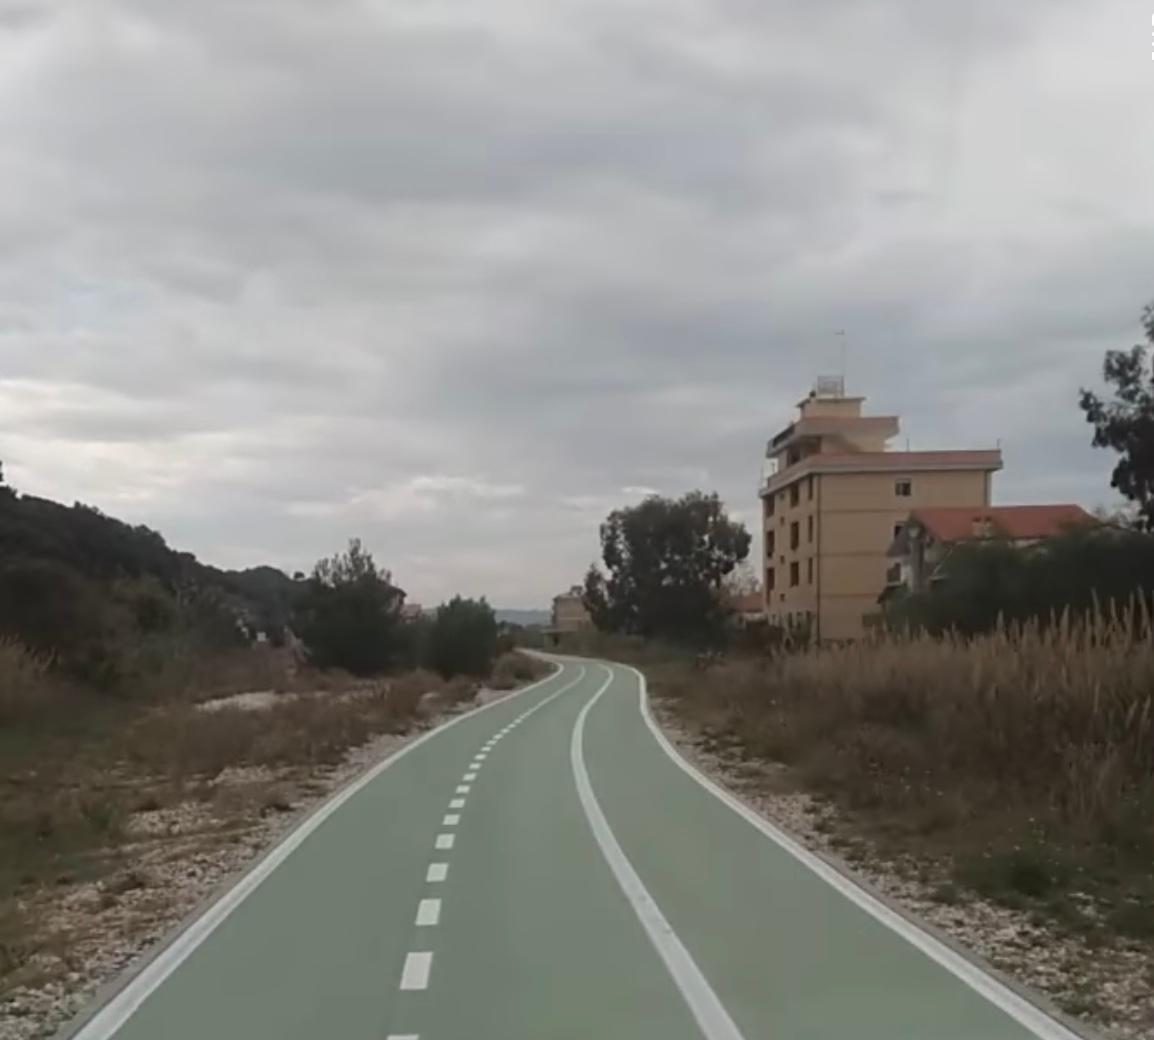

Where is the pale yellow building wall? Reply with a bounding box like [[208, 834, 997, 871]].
[[799, 398, 864, 419], [764, 467, 993, 638], [814, 469, 991, 639]]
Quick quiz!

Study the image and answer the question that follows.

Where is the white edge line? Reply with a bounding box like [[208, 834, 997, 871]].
[[67, 663, 570, 1040], [571, 667, 746, 1040], [623, 662, 1087, 1040]]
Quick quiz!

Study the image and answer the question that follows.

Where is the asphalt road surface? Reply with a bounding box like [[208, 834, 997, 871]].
[[68, 657, 1085, 1040]]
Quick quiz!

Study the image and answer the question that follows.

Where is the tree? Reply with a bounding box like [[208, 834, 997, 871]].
[[1081, 303, 1154, 530], [292, 539, 404, 675], [426, 596, 499, 678], [583, 491, 751, 643]]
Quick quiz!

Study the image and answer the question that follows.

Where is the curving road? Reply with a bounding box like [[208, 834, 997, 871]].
[[66, 657, 1085, 1040]]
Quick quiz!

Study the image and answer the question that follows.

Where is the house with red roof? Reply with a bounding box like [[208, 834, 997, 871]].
[[883, 504, 1096, 598]]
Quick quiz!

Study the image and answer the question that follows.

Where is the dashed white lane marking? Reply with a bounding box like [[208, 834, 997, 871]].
[[426, 863, 449, 883], [571, 667, 746, 1040], [386, 1034, 419, 1040], [463, 772, 477, 781], [435, 833, 455, 850], [415, 898, 441, 926], [449, 798, 466, 809], [455, 784, 471, 794], [475, 753, 488, 760], [400, 952, 433, 991], [443, 814, 460, 826]]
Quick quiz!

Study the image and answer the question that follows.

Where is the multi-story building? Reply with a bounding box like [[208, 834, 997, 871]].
[[761, 378, 1003, 641]]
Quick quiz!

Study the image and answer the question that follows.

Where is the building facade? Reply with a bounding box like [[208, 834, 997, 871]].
[[883, 504, 1094, 597], [551, 586, 592, 633], [761, 378, 1002, 641]]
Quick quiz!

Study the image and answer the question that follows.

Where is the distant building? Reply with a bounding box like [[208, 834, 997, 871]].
[[883, 504, 1095, 598], [724, 590, 765, 627], [552, 586, 592, 633], [761, 377, 1003, 641], [401, 602, 425, 621]]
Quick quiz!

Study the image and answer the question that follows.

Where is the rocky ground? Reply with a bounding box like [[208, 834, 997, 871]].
[[652, 700, 1154, 1040], [0, 687, 514, 1040]]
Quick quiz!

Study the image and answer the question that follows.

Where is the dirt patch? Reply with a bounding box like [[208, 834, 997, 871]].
[[653, 699, 1154, 1040]]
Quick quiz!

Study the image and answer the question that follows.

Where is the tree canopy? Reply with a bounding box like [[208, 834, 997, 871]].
[[426, 596, 500, 678], [583, 491, 750, 643], [292, 538, 405, 675], [1081, 302, 1154, 530]]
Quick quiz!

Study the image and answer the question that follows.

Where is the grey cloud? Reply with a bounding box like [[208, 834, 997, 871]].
[[0, 0, 1145, 605]]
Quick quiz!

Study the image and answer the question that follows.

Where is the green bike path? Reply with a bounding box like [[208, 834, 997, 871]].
[[68, 657, 1084, 1040]]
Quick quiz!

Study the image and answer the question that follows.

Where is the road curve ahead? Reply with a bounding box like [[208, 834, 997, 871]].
[[68, 657, 1085, 1040]]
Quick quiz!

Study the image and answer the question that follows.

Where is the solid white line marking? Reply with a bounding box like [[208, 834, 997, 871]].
[[572, 668, 746, 1040], [400, 952, 433, 990], [415, 898, 441, 926], [443, 814, 460, 826], [456, 784, 471, 794], [623, 662, 1083, 1040], [426, 863, 448, 883], [449, 798, 466, 809], [463, 772, 477, 781], [435, 833, 455, 850], [66, 661, 569, 1040]]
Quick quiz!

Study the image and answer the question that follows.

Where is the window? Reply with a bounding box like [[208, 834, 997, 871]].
[[807, 515, 814, 542], [807, 475, 814, 501], [893, 522, 904, 540], [807, 557, 814, 584], [766, 495, 775, 517], [789, 483, 800, 507], [789, 561, 800, 587], [766, 530, 775, 555], [895, 478, 912, 497], [766, 567, 775, 591], [790, 521, 800, 550]]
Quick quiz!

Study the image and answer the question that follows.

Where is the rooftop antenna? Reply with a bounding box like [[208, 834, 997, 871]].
[[834, 329, 847, 391]]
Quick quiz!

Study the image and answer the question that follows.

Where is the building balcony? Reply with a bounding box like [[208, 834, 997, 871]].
[[760, 449, 1003, 497]]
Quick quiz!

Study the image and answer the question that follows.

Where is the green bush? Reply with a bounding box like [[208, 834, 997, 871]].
[[292, 539, 404, 676], [426, 597, 499, 678]]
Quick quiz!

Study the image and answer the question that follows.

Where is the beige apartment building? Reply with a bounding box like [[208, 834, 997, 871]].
[[761, 378, 1002, 641]]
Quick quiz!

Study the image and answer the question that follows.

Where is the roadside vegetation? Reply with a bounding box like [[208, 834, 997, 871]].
[[566, 307, 1154, 1031], [0, 467, 548, 1026]]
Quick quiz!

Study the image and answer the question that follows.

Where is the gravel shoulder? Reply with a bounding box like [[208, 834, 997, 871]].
[[0, 685, 521, 1040], [652, 698, 1154, 1040]]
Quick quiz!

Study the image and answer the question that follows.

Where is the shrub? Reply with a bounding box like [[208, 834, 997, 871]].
[[426, 597, 499, 678]]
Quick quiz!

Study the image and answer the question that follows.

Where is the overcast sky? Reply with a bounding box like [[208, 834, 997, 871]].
[[1, 0, 1150, 607]]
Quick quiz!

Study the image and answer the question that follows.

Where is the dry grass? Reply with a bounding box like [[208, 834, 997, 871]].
[[488, 651, 552, 690], [656, 602, 1154, 932]]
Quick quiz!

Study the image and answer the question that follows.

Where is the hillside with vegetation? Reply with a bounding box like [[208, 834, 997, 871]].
[[0, 465, 547, 1038]]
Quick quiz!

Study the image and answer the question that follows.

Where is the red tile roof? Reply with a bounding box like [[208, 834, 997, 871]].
[[912, 504, 1095, 543]]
